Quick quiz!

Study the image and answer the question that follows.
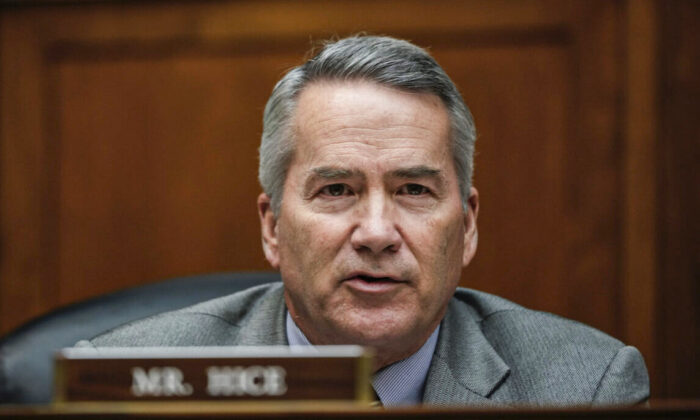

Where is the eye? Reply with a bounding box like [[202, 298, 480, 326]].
[[320, 183, 350, 197], [399, 183, 429, 196]]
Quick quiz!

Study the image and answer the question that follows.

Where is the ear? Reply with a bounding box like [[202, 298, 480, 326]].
[[258, 193, 280, 269], [462, 187, 479, 267]]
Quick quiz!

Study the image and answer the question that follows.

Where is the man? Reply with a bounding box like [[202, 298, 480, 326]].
[[82, 35, 649, 406]]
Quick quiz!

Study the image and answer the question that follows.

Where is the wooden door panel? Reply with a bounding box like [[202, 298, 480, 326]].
[[54, 53, 301, 305]]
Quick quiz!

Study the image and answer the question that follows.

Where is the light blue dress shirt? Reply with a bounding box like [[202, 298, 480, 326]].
[[285, 312, 439, 406]]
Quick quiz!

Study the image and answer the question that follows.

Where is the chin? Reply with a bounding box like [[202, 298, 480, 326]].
[[340, 329, 407, 349], [331, 310, 417, 347]]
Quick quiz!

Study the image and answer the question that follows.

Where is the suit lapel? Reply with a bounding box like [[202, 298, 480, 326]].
[[423, 297, 510, 405], [232, 283, 288, 346], [228, 283, 510, 404]]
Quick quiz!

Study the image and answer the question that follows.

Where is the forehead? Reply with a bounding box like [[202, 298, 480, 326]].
[[291, 80, 451, 167]]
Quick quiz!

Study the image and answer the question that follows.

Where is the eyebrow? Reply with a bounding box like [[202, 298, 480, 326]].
[[303, 164, 445, 196], [312, 166, 363, 180], [388, 165, 442, 179], [387, 165, 447, 191], [303, 166, 365, 196], [310, 165, 441, 181]]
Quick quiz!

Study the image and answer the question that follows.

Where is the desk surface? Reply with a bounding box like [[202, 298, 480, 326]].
[[1, 400, 699, 419]]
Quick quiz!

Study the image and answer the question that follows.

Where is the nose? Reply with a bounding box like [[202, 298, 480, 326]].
[[350, 194, 402, 254]]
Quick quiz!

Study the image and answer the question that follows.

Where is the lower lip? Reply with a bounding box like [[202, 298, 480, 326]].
[[343, 277, 404, 293]]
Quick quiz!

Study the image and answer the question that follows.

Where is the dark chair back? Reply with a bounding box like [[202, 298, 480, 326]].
[[0, 272, 280, 404]]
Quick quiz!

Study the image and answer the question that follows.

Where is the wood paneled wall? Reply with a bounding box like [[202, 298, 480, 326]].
[[657, 0, 700, 399], [0, 0, 696, 398]]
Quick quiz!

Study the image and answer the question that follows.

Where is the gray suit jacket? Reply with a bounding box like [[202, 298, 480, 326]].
[[80, 283, 649, 406]]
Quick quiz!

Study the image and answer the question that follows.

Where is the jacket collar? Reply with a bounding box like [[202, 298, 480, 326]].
[[423, 296, 511, 405], [230, 283, 511, 404], [232, 283, 288, 346]]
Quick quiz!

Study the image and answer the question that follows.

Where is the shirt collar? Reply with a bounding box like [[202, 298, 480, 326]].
[[285, 311, 439, 406]]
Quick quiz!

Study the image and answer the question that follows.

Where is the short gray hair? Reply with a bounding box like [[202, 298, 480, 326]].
[[259, 35, 476, 215]]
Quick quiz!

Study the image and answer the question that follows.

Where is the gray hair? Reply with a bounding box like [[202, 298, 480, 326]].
[[259, 35, 476, 215]]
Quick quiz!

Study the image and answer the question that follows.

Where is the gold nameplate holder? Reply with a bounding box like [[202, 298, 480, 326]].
[[54, 346, 373, 405]]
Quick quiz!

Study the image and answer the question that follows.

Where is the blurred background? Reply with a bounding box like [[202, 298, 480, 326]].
[[0, 0, 697, 400]]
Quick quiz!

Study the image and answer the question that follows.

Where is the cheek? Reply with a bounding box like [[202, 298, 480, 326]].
[[441, 220, 466, 280], [278, 214, 314, 268], [277, 212, 346, 278], [412, 213, 465, 284]]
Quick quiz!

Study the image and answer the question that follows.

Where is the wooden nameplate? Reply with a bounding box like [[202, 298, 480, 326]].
[[54, 346, 373, 403]]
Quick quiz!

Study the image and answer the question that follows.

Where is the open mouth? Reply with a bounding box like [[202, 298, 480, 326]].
[[355, 274, 397, 283], [342, 273, 406, 293]]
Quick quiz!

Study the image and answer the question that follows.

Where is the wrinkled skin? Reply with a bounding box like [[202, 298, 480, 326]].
[[258, 80, 479, 369]]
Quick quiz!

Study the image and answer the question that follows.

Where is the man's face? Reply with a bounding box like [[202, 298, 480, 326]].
[[258, 80, 478, 368]]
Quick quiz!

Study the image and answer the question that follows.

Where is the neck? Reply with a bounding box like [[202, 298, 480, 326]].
[[285, 309, 440, 372]]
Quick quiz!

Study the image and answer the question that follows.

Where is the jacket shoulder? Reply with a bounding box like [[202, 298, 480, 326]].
[[454, 287, 623, 347], [79, 283, 284, 347], [453, 287, 624, 350], [450, 288, 649, 405]]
